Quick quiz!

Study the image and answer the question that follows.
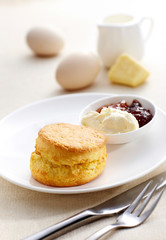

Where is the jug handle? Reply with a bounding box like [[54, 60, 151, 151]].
[[140, 17, 154, 43]]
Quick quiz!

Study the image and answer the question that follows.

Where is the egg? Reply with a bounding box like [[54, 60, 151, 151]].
[[56, 53, 101, 90], [26, 26, 64, 56]]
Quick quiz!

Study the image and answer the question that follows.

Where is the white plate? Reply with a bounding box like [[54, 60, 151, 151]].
[[0, 93, 166, 194]]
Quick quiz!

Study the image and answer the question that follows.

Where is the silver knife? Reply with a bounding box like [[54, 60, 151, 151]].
[[24, 171, 166, 240]]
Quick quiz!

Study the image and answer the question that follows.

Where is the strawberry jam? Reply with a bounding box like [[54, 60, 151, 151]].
[[96, 99, 153, 128]]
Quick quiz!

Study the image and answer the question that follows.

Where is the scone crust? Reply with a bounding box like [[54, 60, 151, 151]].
[[38, 123, 106, 153]]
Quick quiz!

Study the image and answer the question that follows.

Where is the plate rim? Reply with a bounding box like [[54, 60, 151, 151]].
[[0, 92, 166, 194]]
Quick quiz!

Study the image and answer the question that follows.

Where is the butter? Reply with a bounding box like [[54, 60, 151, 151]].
[[81, 107, 139, 134], [108, 54, 149, 87]]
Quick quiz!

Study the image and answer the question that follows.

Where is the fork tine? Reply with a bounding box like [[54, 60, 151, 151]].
[[126, 181, 152, 213], [139, 187, 165, 222], [134, 184, 158, 217]]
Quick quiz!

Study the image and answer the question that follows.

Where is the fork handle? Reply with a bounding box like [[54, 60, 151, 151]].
[[23, 210, 98, 240], [86, 223, 120, 240]]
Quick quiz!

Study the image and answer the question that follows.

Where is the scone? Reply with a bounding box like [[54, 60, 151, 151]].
[[30, 123, 107, 187]]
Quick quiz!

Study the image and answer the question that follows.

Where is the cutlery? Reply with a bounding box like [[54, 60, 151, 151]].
[[86, 181, 165, 240], [24, 171, 166, 240]]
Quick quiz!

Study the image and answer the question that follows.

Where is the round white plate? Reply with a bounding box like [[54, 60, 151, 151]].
[[0, 93, 166, 194]]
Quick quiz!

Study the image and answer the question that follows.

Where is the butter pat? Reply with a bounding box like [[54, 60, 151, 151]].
[[81, 107, 139, 134], [108, 54, 149, 87]]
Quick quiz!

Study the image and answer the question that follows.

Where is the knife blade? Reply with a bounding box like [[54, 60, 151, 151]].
[[23, 171, 166, 240]]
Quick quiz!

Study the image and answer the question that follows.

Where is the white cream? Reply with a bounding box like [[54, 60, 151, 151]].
[[81, 107, 139, 134]]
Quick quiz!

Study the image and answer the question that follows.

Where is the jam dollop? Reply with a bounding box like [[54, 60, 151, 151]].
[[96, 99, 153, 128]]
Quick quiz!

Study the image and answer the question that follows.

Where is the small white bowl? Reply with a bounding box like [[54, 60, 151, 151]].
[[79, 95, 157, 144]]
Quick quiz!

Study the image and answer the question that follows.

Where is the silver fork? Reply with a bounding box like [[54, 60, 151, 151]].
[[86, 181, 165, 240]]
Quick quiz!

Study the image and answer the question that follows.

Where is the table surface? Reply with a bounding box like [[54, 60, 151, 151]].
[[0, 0, 166, 239]]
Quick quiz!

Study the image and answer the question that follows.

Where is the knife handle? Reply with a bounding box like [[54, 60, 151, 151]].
[[23, 210, 98, 240]]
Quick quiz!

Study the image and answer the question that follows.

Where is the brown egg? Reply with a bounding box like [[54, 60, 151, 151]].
[[26, 26, 64, 56], [56, 53, 101, 90]]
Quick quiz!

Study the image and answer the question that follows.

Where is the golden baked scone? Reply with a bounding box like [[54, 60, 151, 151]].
[[30, 123, 107, 187]]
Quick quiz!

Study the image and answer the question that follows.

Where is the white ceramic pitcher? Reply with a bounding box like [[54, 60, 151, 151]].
[[97, 14, 153, 68]]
